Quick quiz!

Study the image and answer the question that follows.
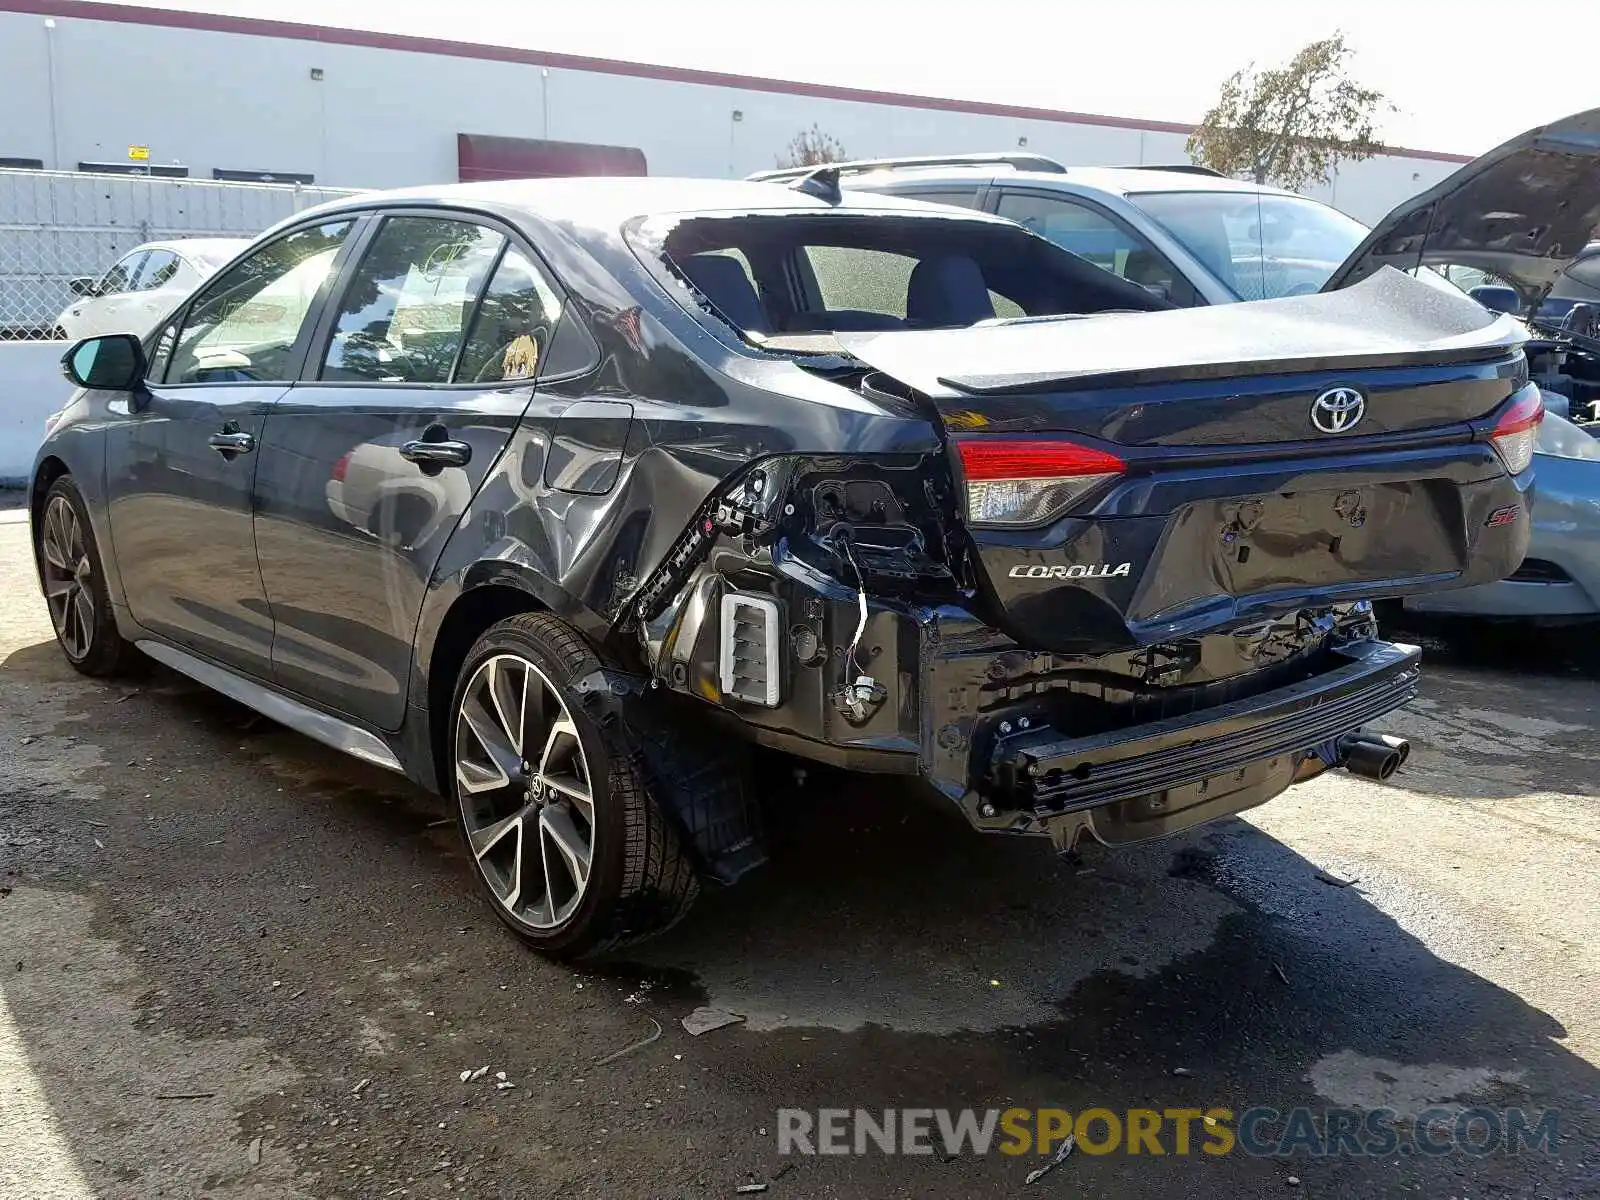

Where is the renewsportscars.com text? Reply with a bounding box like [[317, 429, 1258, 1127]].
[[776, 1106, 1560, 1159]]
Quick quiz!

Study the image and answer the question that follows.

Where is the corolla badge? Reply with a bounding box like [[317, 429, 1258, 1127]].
[[1009, 563, 1132, 580], [1311, 386, 1366, 433]]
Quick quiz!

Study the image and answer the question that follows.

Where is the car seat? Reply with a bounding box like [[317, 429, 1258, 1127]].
[[678, 254, 769, 334], [906, 254, 995, 326]]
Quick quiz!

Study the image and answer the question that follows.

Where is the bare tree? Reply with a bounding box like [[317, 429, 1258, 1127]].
[[777, 124, 847, 169], [1187, 33, 1392, 189]]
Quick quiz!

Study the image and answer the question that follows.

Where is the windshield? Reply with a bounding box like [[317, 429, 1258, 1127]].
[[1127, 191, 1370, 302]]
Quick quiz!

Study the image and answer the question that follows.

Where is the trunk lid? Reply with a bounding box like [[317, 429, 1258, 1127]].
[[843, 270, 1523, 443], [840, 271, 1535, 653], [1324, 106, 1600, 313]]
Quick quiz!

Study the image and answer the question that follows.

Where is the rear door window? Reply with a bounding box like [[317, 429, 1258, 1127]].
[[995, 191, 1194, 304], [138, 250, 180, 289], [455, 245, 566, 383], [894, 188, 983, 210], [1555, 254, 1600, 300], [318, 216, 505, 384]]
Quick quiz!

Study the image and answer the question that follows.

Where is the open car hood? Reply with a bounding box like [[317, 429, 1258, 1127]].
[[1323, 107, 1600, 310]]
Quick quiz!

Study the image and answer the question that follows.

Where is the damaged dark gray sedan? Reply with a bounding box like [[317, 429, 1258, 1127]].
[[31, 176, 1539, 957]]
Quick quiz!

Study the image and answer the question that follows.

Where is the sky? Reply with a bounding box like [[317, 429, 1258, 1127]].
[[117, 0, 1590, 157]]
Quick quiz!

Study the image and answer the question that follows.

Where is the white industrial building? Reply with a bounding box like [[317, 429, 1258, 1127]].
[[0, 0, 1472, 223]]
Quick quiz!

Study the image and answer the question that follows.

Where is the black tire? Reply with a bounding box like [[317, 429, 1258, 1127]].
[[35, 475, 140, 678], [449, 612, 699, 959]]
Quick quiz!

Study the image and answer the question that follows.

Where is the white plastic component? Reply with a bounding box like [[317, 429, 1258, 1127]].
[[718, 592, 782, 707]]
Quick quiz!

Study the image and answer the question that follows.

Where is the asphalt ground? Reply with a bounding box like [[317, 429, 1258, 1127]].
[[0, 506, 1596, 1199]]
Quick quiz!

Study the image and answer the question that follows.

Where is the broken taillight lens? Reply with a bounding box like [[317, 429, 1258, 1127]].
[[955, 438, 1126, 527], [1489, 386, 1544, 476]]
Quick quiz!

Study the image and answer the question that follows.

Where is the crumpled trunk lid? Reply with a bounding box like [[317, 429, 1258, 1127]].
[[839, 271, 1535, 653]]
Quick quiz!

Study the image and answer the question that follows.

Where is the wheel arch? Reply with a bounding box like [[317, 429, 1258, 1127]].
[[423, 580, 549, 793], [28, 456, 70, 567], [412, 556, 617, 792]]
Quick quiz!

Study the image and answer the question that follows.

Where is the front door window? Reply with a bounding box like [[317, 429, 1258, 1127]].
[[317, 216, 505, 384], [166, 221, 353, 384]]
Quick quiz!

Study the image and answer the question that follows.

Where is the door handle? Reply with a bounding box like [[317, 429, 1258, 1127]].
[[208, 429, 255, 456], [400, 437, 472, 469]]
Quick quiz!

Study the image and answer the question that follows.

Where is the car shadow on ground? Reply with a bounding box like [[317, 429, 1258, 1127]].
[[615, 775, 1597, 1192], [0, 637, 1595, 1196], [1386, 609, 1600, 679]]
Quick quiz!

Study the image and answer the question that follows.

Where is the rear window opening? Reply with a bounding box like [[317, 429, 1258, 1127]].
[[655, 213, 1166, 349]]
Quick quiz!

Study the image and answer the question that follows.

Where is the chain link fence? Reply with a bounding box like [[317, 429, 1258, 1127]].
[[0, 169, 358, 339]]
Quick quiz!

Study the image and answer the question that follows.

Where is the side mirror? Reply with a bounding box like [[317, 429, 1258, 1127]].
[[67, 276, 100, 297], [61, 334, 146, 391], [1469, 284, 1521, 315]]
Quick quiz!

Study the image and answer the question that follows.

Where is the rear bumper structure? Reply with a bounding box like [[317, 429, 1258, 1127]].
[[976, 639, 1419, 847], [652, 552, 1420, 847]]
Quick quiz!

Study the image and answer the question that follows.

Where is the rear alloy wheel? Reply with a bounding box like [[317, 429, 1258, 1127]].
[[450, 613, 698, 958], [36, 477, 138, 677], [457, 653, 597, 929]]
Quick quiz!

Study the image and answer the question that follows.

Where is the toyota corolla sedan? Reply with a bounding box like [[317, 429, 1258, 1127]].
[[30, 176, 1538, 959]]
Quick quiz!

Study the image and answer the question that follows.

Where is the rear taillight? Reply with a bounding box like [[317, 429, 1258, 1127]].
[[331, 451, 352, 483], [955, 438, 1126, 527], [1489, 386, 1544, 476]]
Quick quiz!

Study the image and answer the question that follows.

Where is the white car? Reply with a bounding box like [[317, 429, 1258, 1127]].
[[54, 238, 249, 340]]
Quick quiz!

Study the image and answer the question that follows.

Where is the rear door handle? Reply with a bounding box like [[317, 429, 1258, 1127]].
[[400, 438, 472, 469], [208, 429, 255, 456]]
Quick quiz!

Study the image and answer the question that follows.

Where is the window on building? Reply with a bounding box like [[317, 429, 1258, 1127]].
[[212, 169, 317, 184], [77, 161, 190, 178], [456, 133, 647, 181]]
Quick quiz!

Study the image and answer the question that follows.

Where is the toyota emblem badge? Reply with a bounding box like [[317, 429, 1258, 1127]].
[[1311, 386, 1366, 434]]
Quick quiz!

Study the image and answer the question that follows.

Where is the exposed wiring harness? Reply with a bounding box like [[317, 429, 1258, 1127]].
[[829, 531, 886, 725]]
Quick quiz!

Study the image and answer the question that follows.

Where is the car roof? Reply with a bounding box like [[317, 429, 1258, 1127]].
[[290, 176, 1014, 229], [135, 236, 253, 256], [846, 163, 1300, 200]]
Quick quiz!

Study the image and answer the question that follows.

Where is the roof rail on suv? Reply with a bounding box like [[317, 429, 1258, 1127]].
[[1114, 164, 1229, 177], [747, 152, 1069, 183]]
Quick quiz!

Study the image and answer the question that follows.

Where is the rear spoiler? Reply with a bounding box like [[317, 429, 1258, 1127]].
[[836, 269, 1527, 396]]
